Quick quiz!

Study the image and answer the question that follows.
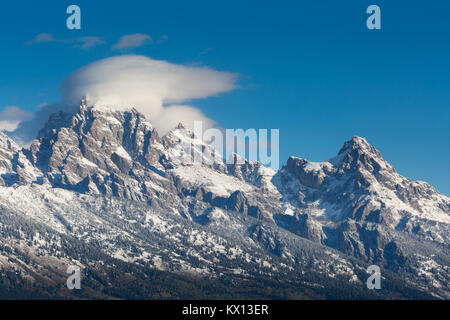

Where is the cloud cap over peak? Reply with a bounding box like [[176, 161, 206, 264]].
[[112, 34, 153, 50], [60, 55, 238, 114], [9, 55, 239, 144]]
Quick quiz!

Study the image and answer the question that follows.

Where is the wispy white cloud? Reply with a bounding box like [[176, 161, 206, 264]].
[[0, 106, 33, 132], [151, 105, 216, 136], [73, 36, 107, 49], [25, 34, 106, 49], [112, 33, 152, 50], [25, 33, 56, 45], [26, 32, 164, 50]]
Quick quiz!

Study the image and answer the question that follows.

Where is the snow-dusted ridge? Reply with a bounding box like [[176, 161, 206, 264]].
[[0, 103, 449, 299]]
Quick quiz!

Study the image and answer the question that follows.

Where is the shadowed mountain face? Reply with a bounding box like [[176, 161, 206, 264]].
[[0, 103, 449, 299]]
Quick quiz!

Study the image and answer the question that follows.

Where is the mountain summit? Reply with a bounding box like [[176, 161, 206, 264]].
[[0, 103, 448, 299]]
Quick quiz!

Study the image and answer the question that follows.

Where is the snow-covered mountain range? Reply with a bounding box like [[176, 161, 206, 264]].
[[0, 101, 448, 299]]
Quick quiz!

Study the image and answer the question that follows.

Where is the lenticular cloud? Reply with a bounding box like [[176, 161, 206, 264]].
[[60, 55, 237, 114], [8, 55, 238, 145]]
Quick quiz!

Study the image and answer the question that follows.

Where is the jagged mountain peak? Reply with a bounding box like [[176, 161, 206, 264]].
[[338, 136, 372, 153], [35, 103, 150, 138], [333, 136, 387, 166], [276, 136, 449, 226], [284, 136, 388, 175], [25, 102, 169, 199], [282, 135, 389, 190], [316, 136, 397, 186], [176, 122, 186, 130]]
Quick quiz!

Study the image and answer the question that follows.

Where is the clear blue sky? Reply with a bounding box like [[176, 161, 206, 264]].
[[0, 0, 449, 194]]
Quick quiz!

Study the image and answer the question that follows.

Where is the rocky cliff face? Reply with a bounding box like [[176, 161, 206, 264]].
[[0, 132, 41, 186], [272, 136, 449, 293], [0, 103, 449, 299], [276, 136, 449, 226], [27, 103, 171, 201]]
